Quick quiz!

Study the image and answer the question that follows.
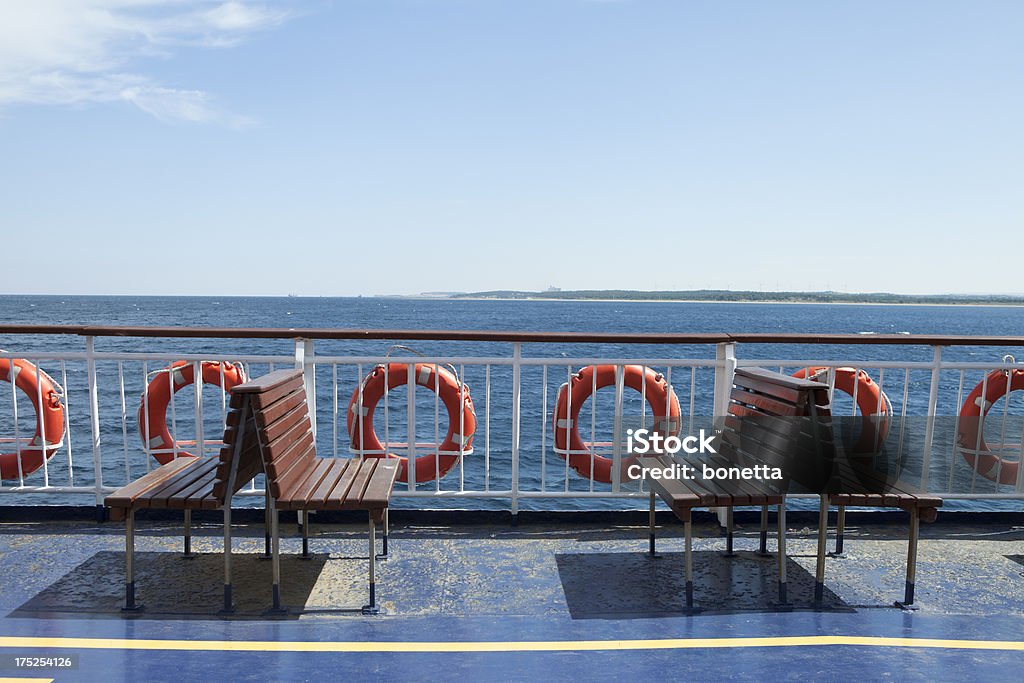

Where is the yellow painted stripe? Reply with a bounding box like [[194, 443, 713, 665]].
[[1, 635, 1024, 653], [0, 678, 54, 683]]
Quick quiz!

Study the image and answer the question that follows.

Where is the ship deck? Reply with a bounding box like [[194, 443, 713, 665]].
[[1, 511, 1023, 681]]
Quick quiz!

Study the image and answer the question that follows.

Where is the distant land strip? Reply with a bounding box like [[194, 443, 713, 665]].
[[446, 290, 1024, 305]]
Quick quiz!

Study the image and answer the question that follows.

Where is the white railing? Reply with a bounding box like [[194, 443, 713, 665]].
[[1, 327, 1023, 509]]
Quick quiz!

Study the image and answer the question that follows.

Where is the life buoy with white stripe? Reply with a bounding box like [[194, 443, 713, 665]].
[[553, 365, 681, 483], [348, 363, 476, 483], [793, 366, 890, 454], [957, 368, 1024, 486], [138, 360, 247, 465], [0, 358, 65, 481]]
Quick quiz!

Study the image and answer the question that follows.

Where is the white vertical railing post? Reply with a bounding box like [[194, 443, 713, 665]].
[[295, 339, 317, 437], [611, 364, 625, 493], [511, 343, 522, 518], [192, 361, 204, 458], [85, 336, 105, 515], [407, 362, 416, 490], [711, 342, 737, 527], [712, 342, 737, 418], [920, 346, 943, 490]]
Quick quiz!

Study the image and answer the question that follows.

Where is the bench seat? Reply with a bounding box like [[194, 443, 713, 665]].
[[817, 456, 942, 608], [274, 457, 396, 516], [105, 456, 216, 510]]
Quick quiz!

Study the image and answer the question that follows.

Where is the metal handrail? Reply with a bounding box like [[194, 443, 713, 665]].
[[3, 324, 1024, 346]]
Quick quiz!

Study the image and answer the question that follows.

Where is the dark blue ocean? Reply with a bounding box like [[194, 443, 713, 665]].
[[3, 295, 1024, 510]]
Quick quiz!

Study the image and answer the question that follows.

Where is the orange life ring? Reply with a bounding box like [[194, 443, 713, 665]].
[[957, 368, 1024, 486], [347, 363, 476, 483], [0, 359, 65, 481], [138, 360, 247, 465], [793, 366, 890, 454], [553, 365, 681, 483]]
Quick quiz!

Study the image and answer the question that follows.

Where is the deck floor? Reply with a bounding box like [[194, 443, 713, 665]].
[[1, 516, 1023, 681]]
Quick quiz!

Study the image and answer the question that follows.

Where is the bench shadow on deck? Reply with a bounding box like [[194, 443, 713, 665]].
[[555, 550, 850, 618], [7, 550, 335, 620]]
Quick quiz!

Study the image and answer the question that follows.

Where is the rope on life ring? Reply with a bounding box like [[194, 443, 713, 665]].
[[958, 361, 1024, 486], [138, 360, 247, 465], [347, 362, 476, 483], [0, 358, 65, 481], [793, 366, 891, 454], [553, 365, 681, 484]]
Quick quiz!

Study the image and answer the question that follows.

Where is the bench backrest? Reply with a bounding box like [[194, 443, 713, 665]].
[[211, 369, 315, 501], [227, 369, 317, 499], [719, 367, 834, 493]]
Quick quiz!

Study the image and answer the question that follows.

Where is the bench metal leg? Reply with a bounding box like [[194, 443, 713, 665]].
[[259, 487, 272, 560], [684, 518, 694, 611], [814, 496, 829, 605], [300, 510, 310, 560], [776, 501, 789, 606], [122, 509, 142, 612], [830, 505, 847, 557], [648, 490, 657, 557], [221, 506, 234, 614], [183, 509, 195, 559], [362, 515, 379, 615], [724, 507, 736, 557], [378, 507, 390, 560], [268, 500, 287, 614], [895, 507, 920, 610], [758, 505, 769, 555]]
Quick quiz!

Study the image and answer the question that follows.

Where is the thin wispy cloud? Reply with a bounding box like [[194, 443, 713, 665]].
[[0, 1, 292, 125]]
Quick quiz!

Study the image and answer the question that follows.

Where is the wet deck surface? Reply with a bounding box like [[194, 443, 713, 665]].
[[1, 516, 1023, 681]]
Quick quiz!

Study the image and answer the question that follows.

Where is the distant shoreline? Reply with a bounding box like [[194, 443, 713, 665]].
[[445, 290, 1024, 307], [441, 296, 1024, 308]]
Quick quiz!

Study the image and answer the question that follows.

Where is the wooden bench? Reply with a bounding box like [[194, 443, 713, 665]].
[[236, 369, 399, 614], [105, 374, 268, 613], [638, 367, 833, 611], [106, 368, 399, 615]]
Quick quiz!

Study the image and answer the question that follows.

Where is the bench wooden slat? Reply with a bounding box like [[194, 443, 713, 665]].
[[359, 461, 401, 508], [258, 392, 308, 440], [264, 426, 314, 475], [139, 458, 220, 509], [646, 454, 718, 506], [261, 412, 312, 455], [270, 441, 318, 498], [283, 459, 354, 510], [231, 369, 305, 395], [730, 387, 803, 417], [276, 458, 335, 509], [168, 476, 218, 509], [732, 374, 807, 405], [105, 457, 198, 507], [307, 458, 360, 508], [254, 389, 307, 430], [677, 458, 742, 505], [637, 455, 704, 506], [251, 377, 306, 410], [338, 459, 379, 510], [703, 451, 781, 503], [735, 367, 824, 392]]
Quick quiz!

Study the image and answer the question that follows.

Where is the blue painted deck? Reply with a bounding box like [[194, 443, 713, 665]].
[[1, 514, 1023, 681]]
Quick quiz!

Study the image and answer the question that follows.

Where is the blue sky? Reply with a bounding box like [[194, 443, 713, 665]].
[[1, 1, 1021, 296]]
